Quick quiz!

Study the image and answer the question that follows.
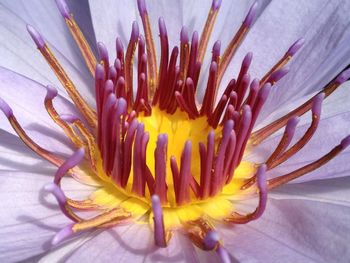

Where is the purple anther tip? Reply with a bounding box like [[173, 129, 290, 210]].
[[242, 104, 252, 118], [259, 83, 271, 101], [203, 230, 219, 250], [287, 38, 305, 56], [0, 97, 13, 118], [45, 85, 58, 100], [116, 37, 124, 52], [105, 79, 114, 90], [151, 195, 163, 218], [268, 67, 289, 84], [52, 224, 74, 246], [341, 135, 350, 148], [181, 26, 189, 43], [116, 97, 127, 115], [213, 40, 221, 54], [250, 78, 259, 90], [59, 114, 78, 123], [55, 0, 71, 19], [335, 68, 350, 84], [114, 59, 122, 70], [243, 1, 258, 28], [312, 92, 325, 116], [97, 42, 109, 61], [243, 52, 253, 67], [211, 0, 222, 10], [158, 17, 167, 36], [44, 183, 67, 204], [216, 246, 231, 263], [137, 0, 147, 16], [131, 21, 140, 41], [27, 25, 45, 49], [95, 64, 105, 80], [192, 31, 199, 43], [224, 119, 234, 134], [256, 164, 267, 190], [210, 61, 218, 72], [286, 116, 299, 134]]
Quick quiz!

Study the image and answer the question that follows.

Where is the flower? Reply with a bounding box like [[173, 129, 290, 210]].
[[0, 0, 350, 262]]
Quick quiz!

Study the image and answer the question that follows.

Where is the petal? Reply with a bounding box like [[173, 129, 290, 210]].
[[0, 67, 79, 155], [0, 0, 95, 105], [44, 223, 206, 263], [241, 0, 350, 119], [247, 82, 350, 182], [0, 169, 92, 262], [270, 176, 350, 207], [220, 198, 350, 262]]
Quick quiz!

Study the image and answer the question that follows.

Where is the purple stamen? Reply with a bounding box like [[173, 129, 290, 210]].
[[55, 0, 71, 19], [203, 230, 219, 250], [180, 26, 189, 44], [137, 0, 147, 16], [97, 42, 109, 67], [177, 140, 192, 205], [335, 68, 350, 84], [216, 246, 231, 263], [27, 25, 45, 49], [45, 85, 58, 100], [267, 67, 289, 84], [243, 1, 258, 28], [151, 195, 167, 247], [312, 92, 325, 116], [59, 114, 79, 123], [211, 0, 222, 10], [286, 38, 305, 56], [51, 224, 74, 246], [341, 135, 350, 148], [154, 134, 168, 203], [0, 97, 13, 118], [131, 21, 140, 42], [54, 148, 85, 185]]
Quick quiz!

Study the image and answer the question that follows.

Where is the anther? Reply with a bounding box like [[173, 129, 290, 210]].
[[151, 195, 167, 247]]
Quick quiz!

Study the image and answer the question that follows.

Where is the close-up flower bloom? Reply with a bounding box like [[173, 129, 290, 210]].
[[1, 0, 350, 262]]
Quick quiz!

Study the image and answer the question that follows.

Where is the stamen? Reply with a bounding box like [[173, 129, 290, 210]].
[[251, 68, 350, 145], [266, 67, 289, 85], [132, 124, 146, 196], [268, 93, 324, 169], [177, 141, 192, 205], [125, 21, 140, 104], [203, 230, 219, 250], [225, 165, 267, 223], [44, 183, 81, 222], [260, 38, 304, 86], [0, 97, 63, 166], [52, 207, 131, 246], [216, 246, 231, 263], [268, 135, 350, 189], [200, 131, 215, 199], [97, 42, 109, 75], [151, 195, 168, 247], [197, 0, 222, 64], [137, 0, 157, 96], [201, 61, 218, 116], [154, 134, 168, 203], [60, 114, 98, 171], [187, 31, 199, 84], [179, 26, 190, 82], [218, 1, 258, 85], [44, 85, 84, 147], [185, 218, 215, 250], [54, 148, 85, 185], [55, 0, 97, 76], [27, 25, 97, 128]]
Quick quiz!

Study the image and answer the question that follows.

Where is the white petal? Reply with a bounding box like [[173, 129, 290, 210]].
[[0, 0, 95, 105], [220, 198, 350, 262]]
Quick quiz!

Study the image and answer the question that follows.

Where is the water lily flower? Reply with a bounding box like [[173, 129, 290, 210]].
[[1, 0, 350, 262]]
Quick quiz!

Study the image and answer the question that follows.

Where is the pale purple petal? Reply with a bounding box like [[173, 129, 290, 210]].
[[0, 67, 78, 155], [220, 198, 350, 262], [0, 0, 95, 105]]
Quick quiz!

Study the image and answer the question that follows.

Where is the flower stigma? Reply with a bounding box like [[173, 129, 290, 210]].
[[0, 0, 350, 261]]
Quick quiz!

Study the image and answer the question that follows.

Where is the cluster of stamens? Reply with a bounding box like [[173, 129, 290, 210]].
[[0, 0, 350, 259]]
